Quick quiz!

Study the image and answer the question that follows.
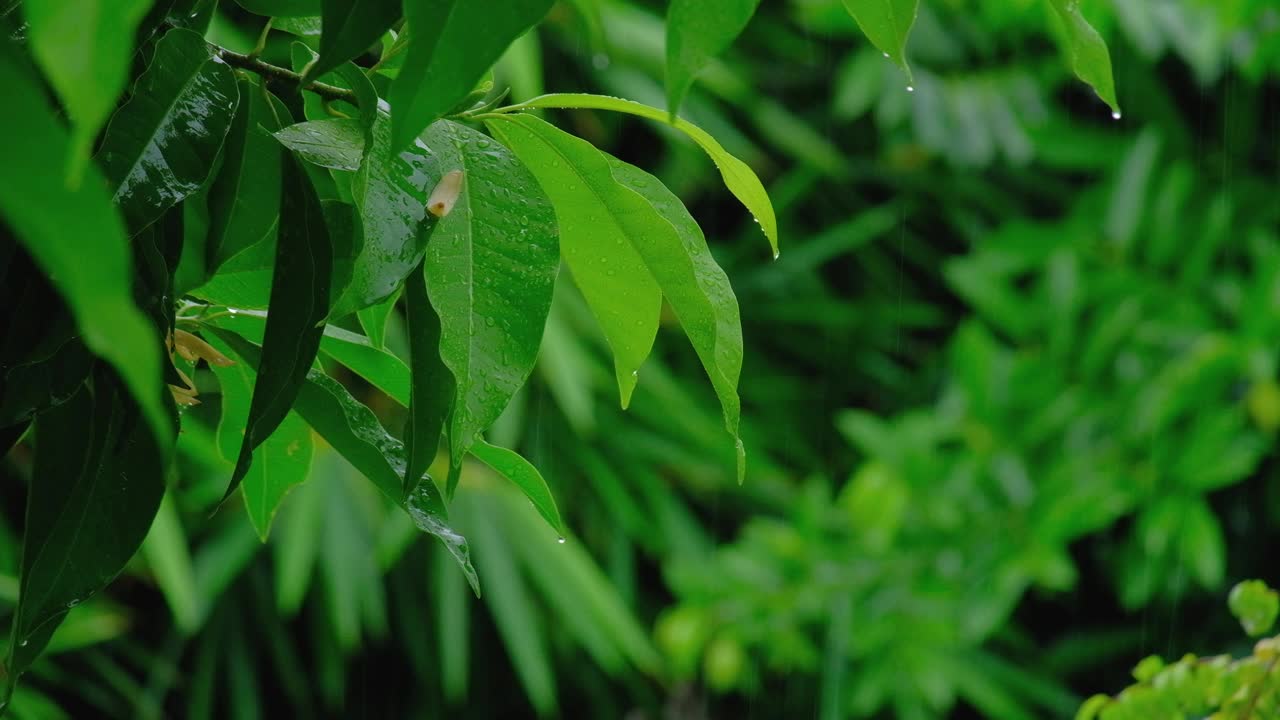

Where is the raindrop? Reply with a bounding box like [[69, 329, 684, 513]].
[[67, 599, 80, 608], [557, 536, 566, 544], [1111, 110, 1122, 120], [772, 250, 781, 261], [906, 85, 915, 93], [19, 639, 28, 647], [476, 139, 491, 149], [228, 308, 237, 314], [882, 52, 890, 58]]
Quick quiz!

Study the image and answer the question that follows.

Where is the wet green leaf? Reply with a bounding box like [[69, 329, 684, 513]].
[[665, 0, 761, 116], [1229, 580, 1279, 637], [0, 38, 170, 445], [404, 260, 452, 493], [357, 287, 399, 349], [274, 119, 367, 172], [503, 94, 778, 256], [1046, 0, 1120, 116], [388, 0, 553, 152], [207, 75, 284, 270], [226, 154, 332, 500], [471, 440, 563, 535], [233, 0, 318, 17], [96, 28, 239, 234], [838, 0, 918, 81], [24, 0, 153, 178], [422, 119, 559, 477], [308, 0, 400, 82], [5, 368, 168, 693]]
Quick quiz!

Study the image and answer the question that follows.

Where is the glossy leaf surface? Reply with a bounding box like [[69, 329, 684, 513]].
[[471, 440, 563, 535], [274, 119, 367, 172], [309, 0, 400, 81], [207, 75, 284, 270], [404, 260, 452, 493]]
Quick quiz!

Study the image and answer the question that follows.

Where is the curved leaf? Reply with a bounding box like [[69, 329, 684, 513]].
[[486, 114, 660, 406], [665, 0, 761, 116], [0, 38, 169, 445], [422, 119, 559, 473], [226, 154, 332, 500], [839, 0, 918, 82], [307, 0, 400, 82], [404, 260, 453, 493], [471, 440, 563, 535], [207, 74, 284, 270], [96, 28, 239, 233], [234, 0, 318, 16], [24, 0, 153, 178], [274, 118, 367, 172], [388, 0, 554, 152], [356, 286, 400, 349], [501, 93, 778, 256], [1047, 0, 1120, 116]]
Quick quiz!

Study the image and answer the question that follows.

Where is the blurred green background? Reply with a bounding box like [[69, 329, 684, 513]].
[[4, 0, 1280, 717]]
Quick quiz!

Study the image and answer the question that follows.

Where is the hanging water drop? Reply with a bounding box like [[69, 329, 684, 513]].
[[1111, 110, 1122, 120], [906, 85, 915, 93], [882, 52, 890, 58], [557, 536, 566, 544]]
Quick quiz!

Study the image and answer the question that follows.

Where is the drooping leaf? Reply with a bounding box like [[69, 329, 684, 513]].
[[838, 0, 918, 81], [357, 286, 400, 349], [486, 114, 659, 406], [23, 0, 153, 179], [403, 260, 452, 493], [96, 28, 239, 234], [664, 0, 761, 116], [1046, 0, 1120, 116], [0, 38, 170, 444], [328, 112, 440, 319], [5, 367, 168, 694], [208, 328, 479, 595], [388, 0, 554, 152], [207, 75, 284, 271], [226, 154, 332, 500], [208, 333, 315, 540], [274, 119, 367, 172], [307, 0, 400, 82], [502, 94, 778, 256], [421, 119, 559, 478], [233, 0, 318, 16], [470, 440, 563, 535]]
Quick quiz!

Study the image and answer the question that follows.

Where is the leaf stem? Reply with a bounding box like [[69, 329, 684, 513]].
[[213, 46, 360, 106]]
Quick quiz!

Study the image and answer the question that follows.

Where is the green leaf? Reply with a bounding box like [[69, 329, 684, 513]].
[[485, 114, 661, 407], [1229, 580, 1279, 638], [208, 334, 315, 540], [421, 119, 559, 476], [233, 0, 318, 17], [226, 154, 332, 500], [838, 0, 918, 82], [502, 94, 778, 256], [23, 0, 153, 179], [403, 261, 452, 492], [5, 368, 167, 694], [308, 0, 400, 82], [328, 111, 439, 319], [665, 0, 761, 116], [357, 286, 400, 349], [471, 440, 563, 535], [96, 28, 239, 233], [1046, 0, 1120, 116], [207, 75, 284, 271], [0, 38, 170, 445], [208, 328, 480, 595], [388, 0, 553, 152], [274, 15, 322, 38], [190, 240, 275, 309], [274, 119, 367, 172]]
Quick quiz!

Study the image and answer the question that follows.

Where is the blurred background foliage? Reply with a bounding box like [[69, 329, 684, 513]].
[[4, 0, 1280, 717]]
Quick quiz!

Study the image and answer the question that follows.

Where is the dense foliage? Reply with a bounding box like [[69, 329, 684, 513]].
[[1, 0, 1277, 718]]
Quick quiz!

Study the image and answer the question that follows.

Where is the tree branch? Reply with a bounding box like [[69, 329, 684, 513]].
[[214, 47, 360, 106]]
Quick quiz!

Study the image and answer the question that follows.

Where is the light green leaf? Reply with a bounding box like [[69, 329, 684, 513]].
[[501, 93, 778, 256], [274, 119, 367, 172], [0, 37, 170, 445], [1046, 0, 1120, 116], [665, 0, 761, 116], [357, 286, 400, 349], [140, 493, 201, 634], [207, 75, 284, 270], [308, 0, 399, 82], [487, 114, 658, 406], [96, 28, 239, 233], [422, 119, 559, 475], [404, 260, 452, 493], [839, 0, 918, 82], [471, 440, 563, 535], [1229, 580, 1279, 638], [388, 0, 554, 152], [24, 0, 153, 180]]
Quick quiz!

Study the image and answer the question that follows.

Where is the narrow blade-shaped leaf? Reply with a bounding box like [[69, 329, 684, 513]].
[[209, 328, 479, 595], [502, 94, 778, 256], [96, 28, 239, 234], [226, 154, 332, 499], [1047, 0, 1120, 116], [308, 0, 400, 82], [24, 0, 152, 179], [471, 440, 563, 535], [404, 260, 453, 493], [5, 368, 168, 693], [839, 0, 918, 81], [388, 0, 553, 152], [274, 119, 367, 172], [665, 0, 761, 116], [0, 38, 170, 444], [487, 114, 660, 407], [422, 119, 559, 474], [207, 74, 284, 270]]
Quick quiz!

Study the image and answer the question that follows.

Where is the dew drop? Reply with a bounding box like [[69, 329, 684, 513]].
[[772, 250, 781, 261], [19, 639, 28, 647], [557, 536, 566, 544], [1111, 110, 1122, 120], [906, 85, 915, 93], [882, 52, 890, 58]]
